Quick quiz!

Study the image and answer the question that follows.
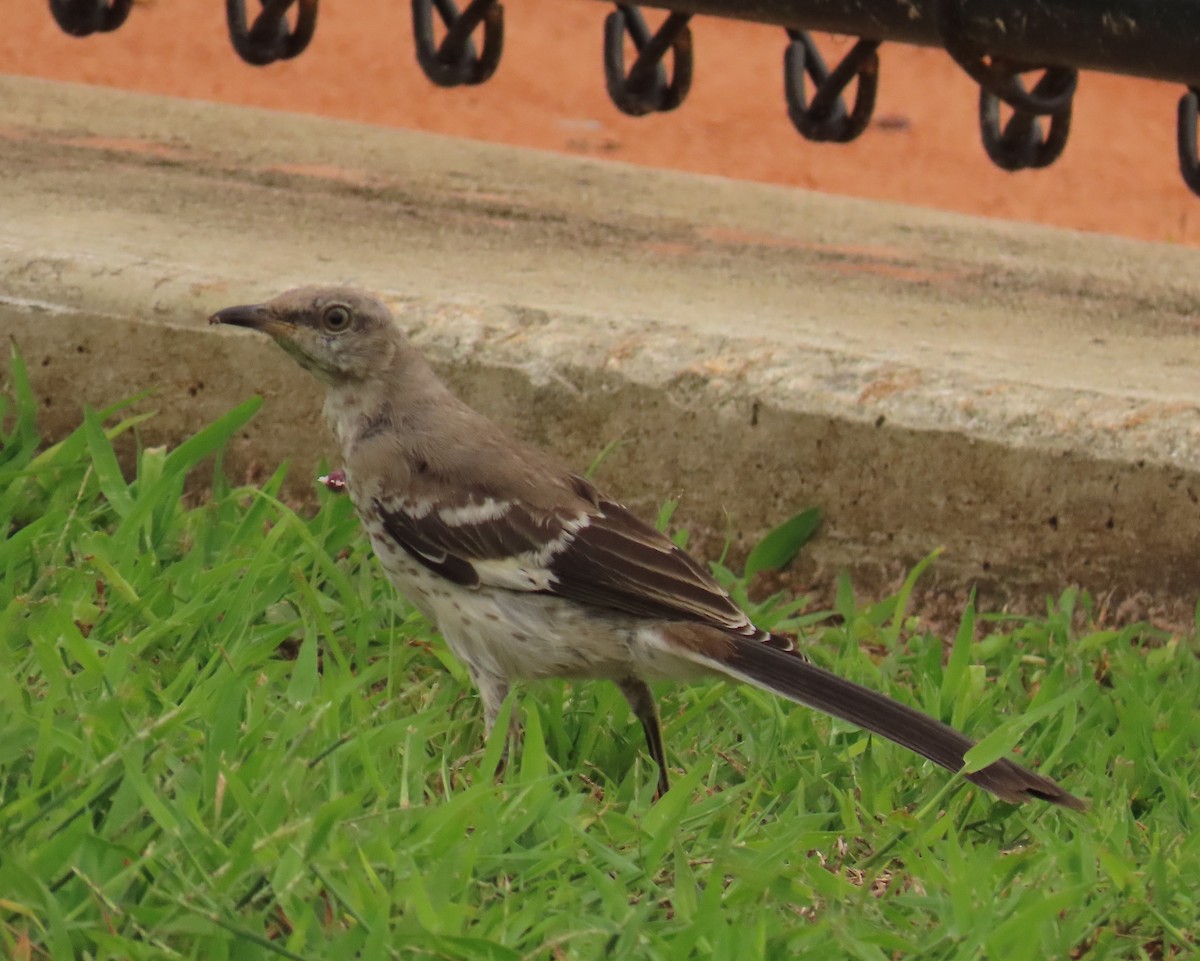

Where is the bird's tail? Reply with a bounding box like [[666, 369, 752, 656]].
[[705, 634, 1086, 809]]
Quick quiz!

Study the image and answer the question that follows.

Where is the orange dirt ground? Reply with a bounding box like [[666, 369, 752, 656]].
[[5, 1, 1199, 246]]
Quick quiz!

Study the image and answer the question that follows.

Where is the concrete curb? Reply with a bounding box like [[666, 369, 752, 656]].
[[3, 75, 1199, 609]]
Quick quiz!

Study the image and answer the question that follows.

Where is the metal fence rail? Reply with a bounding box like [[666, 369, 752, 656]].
[[46, 0, 1200, 197]]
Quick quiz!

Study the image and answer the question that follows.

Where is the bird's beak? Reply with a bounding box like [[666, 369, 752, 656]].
[[208, 303, 295, 338]]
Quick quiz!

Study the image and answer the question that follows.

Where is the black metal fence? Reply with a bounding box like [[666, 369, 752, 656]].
[[46, 0, 1200, 197]]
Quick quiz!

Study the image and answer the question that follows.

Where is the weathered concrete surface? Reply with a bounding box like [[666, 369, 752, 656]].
[[2, 75, 1199, 609]]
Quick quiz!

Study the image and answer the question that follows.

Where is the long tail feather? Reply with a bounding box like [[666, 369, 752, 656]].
[[713, 635, 1085, 809]]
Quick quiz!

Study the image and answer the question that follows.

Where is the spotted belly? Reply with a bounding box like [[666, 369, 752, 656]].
[[359, 525, 634, 684]]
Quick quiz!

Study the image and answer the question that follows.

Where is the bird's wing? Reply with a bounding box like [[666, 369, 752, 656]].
[[372, 482, 759, 635]]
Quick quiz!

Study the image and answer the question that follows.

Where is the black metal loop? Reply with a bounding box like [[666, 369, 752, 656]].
[[935, 1, 1076, 173], [603, 6, 693, 117], [1177, 88, 1200, 197], [784, 31, 880, 144], [974, 60, 1074, 171], [936, 0, 1076, 115], [412, 0, 503, 87], [979, 88, 1072, 171], [226, 0, 318, 67], [49, 0, 132, 37]]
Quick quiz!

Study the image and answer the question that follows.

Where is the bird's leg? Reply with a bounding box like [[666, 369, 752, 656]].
[[471, 668, 516, 778], [617, 677, 670, 800]]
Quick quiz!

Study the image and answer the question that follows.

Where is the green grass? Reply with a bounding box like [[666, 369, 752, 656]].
[[1, 343, 1197, 960]]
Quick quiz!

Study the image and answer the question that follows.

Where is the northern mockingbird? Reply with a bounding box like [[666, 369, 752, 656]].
[[211, 286, 1084, 810]]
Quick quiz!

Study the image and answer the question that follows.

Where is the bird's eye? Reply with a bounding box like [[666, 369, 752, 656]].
[[321, 305, 352, 333]]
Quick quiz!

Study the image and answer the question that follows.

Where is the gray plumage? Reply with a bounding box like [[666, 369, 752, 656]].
[[210, 286, 1085, 810]]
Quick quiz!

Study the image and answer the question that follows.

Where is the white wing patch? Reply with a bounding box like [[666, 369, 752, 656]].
[[469, 513, 591, 592], [438, 497, 513, 526], [400, 499, 435, 519]]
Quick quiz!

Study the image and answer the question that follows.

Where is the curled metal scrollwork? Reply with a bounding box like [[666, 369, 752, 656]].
[[936, 0, 1075, 171], [603, 5, 693, 117], [1177, 88, 1200, 197], [49, 0, 132, 37], [784, 31, 880, 143], [226, 0, 318, 67], [977, 64, 1074, 171], [412, 0, 503, 87]]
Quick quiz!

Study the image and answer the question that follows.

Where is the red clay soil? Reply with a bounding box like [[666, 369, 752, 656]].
[[5, 1, 1198, 246]]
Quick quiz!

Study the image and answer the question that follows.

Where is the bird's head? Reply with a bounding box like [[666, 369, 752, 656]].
[[209, 286, 402, 383]]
